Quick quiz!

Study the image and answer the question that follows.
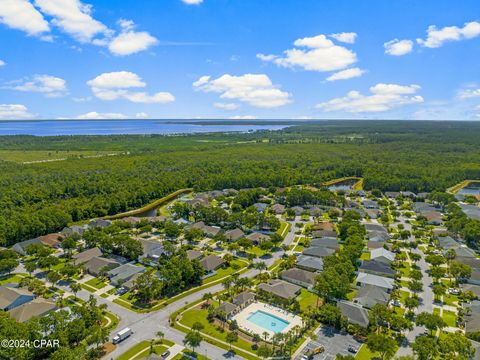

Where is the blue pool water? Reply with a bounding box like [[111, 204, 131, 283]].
[[246, 310, 289, 333]]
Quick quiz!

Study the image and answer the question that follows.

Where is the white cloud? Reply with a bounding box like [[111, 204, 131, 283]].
[[330, 32, 357, 44], [9, 74, 67, 97], [34, 0, 110, 43], [108, 19, 158, 56], [229, 115, 257, 120], [87, 71, 175, 103], [135, 112, 149, 118], [0, 104, 34, 119], [182, 0, 203, 4], [417, 21, 480, 48], [326, 67, 365, 81], [76, 111, 127, 119], [214, 102, 239, 110], [0, 60, 5, 67], [457, 88, 480, 99], [0, 0, 50, 36], [258, 34, 357, 72], [384, 39, 413, 56], [193, 73, 291, 108], [316, 83, 423, 113]]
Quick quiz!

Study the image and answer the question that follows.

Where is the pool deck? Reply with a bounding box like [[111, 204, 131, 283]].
[[232, 301, 303, 339]]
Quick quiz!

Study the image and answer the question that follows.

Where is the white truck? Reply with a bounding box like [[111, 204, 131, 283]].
[[112, 328, 133, 344]]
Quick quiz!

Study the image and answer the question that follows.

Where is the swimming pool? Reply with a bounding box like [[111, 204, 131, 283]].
[[246, 310, 290, 333]]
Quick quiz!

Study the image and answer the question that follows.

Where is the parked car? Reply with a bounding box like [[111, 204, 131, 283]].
[[348, 345, 358, 354], [161, 350, 170, 358]]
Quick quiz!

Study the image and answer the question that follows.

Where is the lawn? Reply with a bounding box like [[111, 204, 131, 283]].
[[179, 304, 256, 355], [442, 310, 457, 327], [347, 288, 358, 301], [80, 283, 98, 293], [360, 251, 370, 260], [297, 288, 321, 312], [277, 221, 291, 238], [203, 260, 248, 284], [0, 274, 24, 285], [116, 340, 169, 360], [399, 290, 411, 304], [355, 344, 378, 359], [442, 293, 460, 307], [173, 351, 210, 360], [246, 246, 266, 257], [85, 277, 107, 289]]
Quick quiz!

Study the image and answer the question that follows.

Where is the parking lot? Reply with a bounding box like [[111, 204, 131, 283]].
[[296, 327, 362, 360]]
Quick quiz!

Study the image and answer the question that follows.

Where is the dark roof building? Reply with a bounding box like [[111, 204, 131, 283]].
[[296, 255, 324, 272], [200, 255, 224, 272], [353, 285, 390, 309], [337, 300, 369, 327], [258, 280, 301, 300], [225, 228, 245, 242], [280, 268, 315, 288]]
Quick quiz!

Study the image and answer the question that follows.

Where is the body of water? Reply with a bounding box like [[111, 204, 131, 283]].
[[246, 310, 289, 333], [0, 120, 289, 136]]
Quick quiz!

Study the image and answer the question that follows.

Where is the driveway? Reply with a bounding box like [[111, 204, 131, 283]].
[[296, 327, 361, 360]]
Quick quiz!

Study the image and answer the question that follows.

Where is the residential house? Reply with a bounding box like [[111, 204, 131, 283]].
[[73, 247, 103, 265], [385, 192, 400, 199], [8, 298, 56, 323], [367, 241, 389, 250], [337, 300, 370, 328], [61, 225, 87, 236], [459, 204, 480, 221], [84, 257, 120, 277], [224, 228, 245, 242], [291, 206, 305, 216], [138, 239, 165, 264], [200, 255, 224, 274], [365, 209, 380, 219], [0, 286, 35, 311], [88, 219, 112, 229], [413, 202, 438, 214], [362, 200, 379, 209], [302, 246, 336, 258], [312, 230, 337, 238], [280, 268, 315, 289], [12, 238, 44, 256], [246, 232, 270, 244], [422, 211, 444, 226], [253, 203, 268, 213], [310, 237, 340, 250], [359, 260, 396, 278], [367, 230, 390, 243], [356, 272, 395, 291], [107, 264, 146, 286], [186, 250, 203, 261], [353, 284, 390, 309], [38, 233, 65, 248], [189, 221, 221, 238], [370, 248, 395, 264], [258, 279, 301, 302], [232, 292, 255, 309], [271, 204, 285, 215], [296, 255, 324, 272], [215, 302, 237, 320], [465, 300, 480, 335]]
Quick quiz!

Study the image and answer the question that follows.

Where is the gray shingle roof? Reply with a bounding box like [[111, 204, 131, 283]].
[[354, 284, 389, 309], [356, 273, 395, 290], [296, 255, 324, 272], [258, 279, 301, 299], [337, 300, 369, 327], [280, 268, 315, 286]]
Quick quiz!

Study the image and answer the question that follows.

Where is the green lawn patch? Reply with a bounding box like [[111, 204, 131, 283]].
[[80, 283, 98, 293], [347, 288, 358, 301], [442, 310, 457, 327], [116, 340, 169, 360], [277, 221, 291, 238], [360, 251, 370, 260], [297, 288, 321, 312], [0, 274, 24, 285], [355, 344, 378, 359], [204, 260, 248, 284], [85, 277, 107, 289]]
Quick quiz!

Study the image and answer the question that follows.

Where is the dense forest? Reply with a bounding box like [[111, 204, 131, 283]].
[[1, 121, 480, 246]]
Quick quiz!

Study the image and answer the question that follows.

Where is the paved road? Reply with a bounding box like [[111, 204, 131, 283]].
[[12, 218, 299, 360], [395, 215, 433, 357]]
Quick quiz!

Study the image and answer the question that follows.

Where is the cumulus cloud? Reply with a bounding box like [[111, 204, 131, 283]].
[[214, 102, 239, 110], [330, 32, 357, 44], [76, 111, 127, 119], [316, 83, 423, 113], [135, 112, 149, 118], [257, 34, 357, 72], [229, 115, 257, 120], [0, 60, 5, 67], [417, 21, 480, 48], [108, 19, 158, 56], [326, 67, 365, 81], [384, 39, 413, 56], [0, 104, 34, 119], [34, 0, 110, 43], [9, 74, 67, 97], [87, 71, 175, 103], [182, 0, 203, 4], [193, 74, 291, 108], [457, 88, 480, 99], [0, 0, 50, 36]]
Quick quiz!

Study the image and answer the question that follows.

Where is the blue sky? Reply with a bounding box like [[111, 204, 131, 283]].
[[0, 0, 479, 120]]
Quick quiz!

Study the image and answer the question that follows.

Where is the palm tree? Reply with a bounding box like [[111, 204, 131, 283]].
[[222, 278, 233, 296], [202, 292, 213, 306], [70, 282, 81, 299], [262, 331, 269, 342], [156, 330, 164, 344]]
